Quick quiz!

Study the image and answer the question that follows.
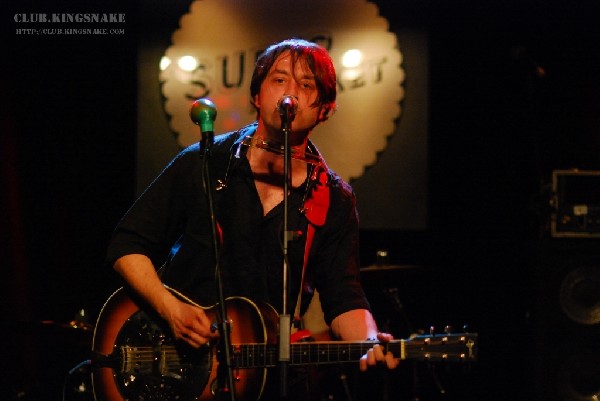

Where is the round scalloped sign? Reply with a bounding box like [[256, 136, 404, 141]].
[[160, 0, 404, 181]]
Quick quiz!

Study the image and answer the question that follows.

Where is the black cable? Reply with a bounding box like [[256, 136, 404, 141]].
[[62, 359, 91, 401]]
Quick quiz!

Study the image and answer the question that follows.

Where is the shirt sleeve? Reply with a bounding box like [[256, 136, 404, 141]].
[[310, 177, 371, 325], [105, 144, 202, 268]]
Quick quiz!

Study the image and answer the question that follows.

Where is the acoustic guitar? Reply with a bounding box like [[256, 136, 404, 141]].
[[91, 285, 477, 401]]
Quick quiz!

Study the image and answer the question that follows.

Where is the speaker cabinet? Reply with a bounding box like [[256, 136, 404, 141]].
[[534, 238, 600, 401], [550, 169, 600, 238]]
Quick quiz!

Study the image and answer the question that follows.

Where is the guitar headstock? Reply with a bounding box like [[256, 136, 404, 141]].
[[404, 332, 478, 362]]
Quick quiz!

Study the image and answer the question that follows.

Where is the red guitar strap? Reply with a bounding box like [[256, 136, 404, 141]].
[[294, 167, 330, 324]]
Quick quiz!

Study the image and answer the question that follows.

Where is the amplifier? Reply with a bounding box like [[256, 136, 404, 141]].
[[551, 169, 600, 238]]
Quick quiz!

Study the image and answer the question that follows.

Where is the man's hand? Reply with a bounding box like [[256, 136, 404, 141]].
[[163, 297, 219, 348], [329, 310, 400, 371], [359, 332, 400, 371]]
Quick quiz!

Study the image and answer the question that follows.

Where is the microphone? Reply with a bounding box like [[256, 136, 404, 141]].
[[190, 98, 217, 133], [277, 95, 298, 119]]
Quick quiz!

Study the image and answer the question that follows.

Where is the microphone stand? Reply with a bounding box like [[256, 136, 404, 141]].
[[278, 102, 295, 400], [190, 98, 236, 401]]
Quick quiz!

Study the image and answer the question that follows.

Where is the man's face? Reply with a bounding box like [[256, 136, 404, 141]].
[[255, 51, 325, 138]]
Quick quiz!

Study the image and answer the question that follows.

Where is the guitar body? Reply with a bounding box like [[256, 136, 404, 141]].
[[92, 287, 279, 401], [92, 286, 478, 401]]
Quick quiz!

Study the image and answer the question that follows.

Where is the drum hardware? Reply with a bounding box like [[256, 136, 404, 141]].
[[359, 261, 460, 400]]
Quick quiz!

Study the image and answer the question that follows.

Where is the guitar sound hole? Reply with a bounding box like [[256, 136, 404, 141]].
[[114, 310, 212, 401]]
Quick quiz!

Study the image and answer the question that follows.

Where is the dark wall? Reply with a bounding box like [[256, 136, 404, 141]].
[[2, 2, 138, 397], [2, 1, 600, 400], [422, 2, 600, 401], [2, 0, 138, 321]]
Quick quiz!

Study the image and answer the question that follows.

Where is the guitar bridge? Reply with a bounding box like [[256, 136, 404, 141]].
[[120, 345, 183, 379]]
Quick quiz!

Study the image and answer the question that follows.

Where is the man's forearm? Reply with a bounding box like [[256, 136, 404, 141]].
[[330, 309, 378, 341], [113, 254, 179, 319]]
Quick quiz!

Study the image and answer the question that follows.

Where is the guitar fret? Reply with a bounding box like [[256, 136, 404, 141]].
[[286, 342, 369, 365], [237, 344, 272, 368]]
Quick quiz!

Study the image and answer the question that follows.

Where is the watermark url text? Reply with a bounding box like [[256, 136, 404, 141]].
[[16, 28, 125, 35]]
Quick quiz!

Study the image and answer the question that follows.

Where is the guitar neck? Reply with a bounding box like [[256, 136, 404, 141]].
[[232, 334, 477, 368], [230, 341, 393, 368]]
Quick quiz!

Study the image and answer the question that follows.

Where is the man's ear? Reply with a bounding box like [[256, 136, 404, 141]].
[[318, 105, 333, 123], [253, 94, 260, 108]]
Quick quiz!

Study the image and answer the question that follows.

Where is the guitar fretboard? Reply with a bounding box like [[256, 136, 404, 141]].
[[232, 341, 404, 368]]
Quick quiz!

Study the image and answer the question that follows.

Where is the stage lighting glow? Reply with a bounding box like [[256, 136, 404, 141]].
[[177, 55, 198, 71], [341, 49, 363, 68], [159, 56, 171, 71]]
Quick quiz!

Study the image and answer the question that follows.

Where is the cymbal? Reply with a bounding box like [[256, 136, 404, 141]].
[[3, 320, 93, 351], [360, 264, 423, 273], [2, 320, 94, 337], [39, 320, 95, 332]]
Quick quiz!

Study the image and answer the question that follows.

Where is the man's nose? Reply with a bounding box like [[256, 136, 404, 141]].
[[284, 80, 300, 96]]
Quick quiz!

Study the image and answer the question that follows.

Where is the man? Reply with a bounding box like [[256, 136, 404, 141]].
[[106, 38, 397, 398]]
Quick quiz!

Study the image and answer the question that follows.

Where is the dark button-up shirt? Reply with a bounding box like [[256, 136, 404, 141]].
[[106, 123, 369, 324]]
